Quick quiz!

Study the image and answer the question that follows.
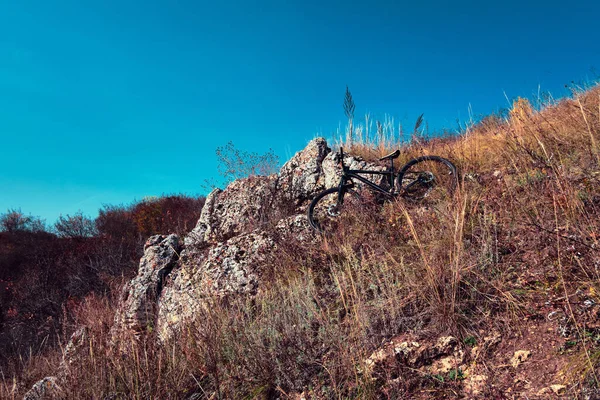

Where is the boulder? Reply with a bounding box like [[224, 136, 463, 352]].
[[159, 138, 385, 340], [157, 231, 275, 340], [320, 149, 386, 190], [110, 234, 181, 341], [186, 175, 279, 246], [185, 138, 381, 248], [22, 377, 61, 400], [22, 327, 87, 399], [277, 137, 330, 204]]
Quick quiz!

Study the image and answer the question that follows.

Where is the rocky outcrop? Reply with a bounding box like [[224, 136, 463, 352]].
[[157, 139, 384, 340], [110, 234, 181, 341], [277, 137, 330, 204], [185, 138, 382, 248], [158, 231, 275, 340], [23, 138, 389, 395], [275, 214, 318, 244], [186, 175, 280, 246], [320, 148, 386, 189]]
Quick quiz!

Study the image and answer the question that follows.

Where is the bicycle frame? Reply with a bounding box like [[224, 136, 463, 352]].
[[308, 148, 459, 232], [337, 147, 397, 199]]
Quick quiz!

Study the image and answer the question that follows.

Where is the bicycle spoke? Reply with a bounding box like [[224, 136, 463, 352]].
[[398, 157, 458, 203]]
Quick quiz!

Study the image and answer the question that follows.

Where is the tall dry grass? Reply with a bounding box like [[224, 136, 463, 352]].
[[5, 83, 600, 398]]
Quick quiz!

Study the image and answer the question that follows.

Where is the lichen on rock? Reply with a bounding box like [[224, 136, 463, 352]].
[[110, 234, 182, 342]]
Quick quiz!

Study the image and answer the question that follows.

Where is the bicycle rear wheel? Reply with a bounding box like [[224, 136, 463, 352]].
[[307, 186, 362, 232], [396, 156, 458, 202]]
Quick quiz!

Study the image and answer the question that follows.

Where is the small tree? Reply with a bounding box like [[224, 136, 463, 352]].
[[54, 211, 97, 238], [215, 141, 279, 184], [0, 209, 45, 233]]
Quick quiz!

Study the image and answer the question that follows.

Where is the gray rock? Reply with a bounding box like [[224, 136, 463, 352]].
[[157, 138, 383, 339], [277, 137, 330, 204], [320, 149, 386, 190], [157, 231, 275, 341], [186, 138, 380, 247], [22, 377, 61, 400], [22, 327, 87, 399], [275, 214, 318, 244], [57, 327, 87, 377], [111, 234, 181, 341], [188, 175, 279, 245], [185, 188, 222, 248]]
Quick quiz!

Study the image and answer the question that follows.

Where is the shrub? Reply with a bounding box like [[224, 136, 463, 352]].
[[95, 204, 137, 240], [131, 195, 205, 237], [0, 209, 45, 233], [215, 141, 279, 184], [54, 211, 97, 238]]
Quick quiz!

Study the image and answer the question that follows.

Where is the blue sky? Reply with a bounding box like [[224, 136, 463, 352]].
[[1, 0, 599, 223]]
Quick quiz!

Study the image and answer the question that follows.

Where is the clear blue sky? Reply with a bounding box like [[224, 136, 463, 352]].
[[1, 0, 599, 223]]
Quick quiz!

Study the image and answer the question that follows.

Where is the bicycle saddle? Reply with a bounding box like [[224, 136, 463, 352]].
[[379, 149, 400, 161]]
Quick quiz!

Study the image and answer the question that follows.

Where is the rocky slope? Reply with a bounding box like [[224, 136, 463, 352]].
[[21, 87, 600, 399], [24, 137, 386, 398]]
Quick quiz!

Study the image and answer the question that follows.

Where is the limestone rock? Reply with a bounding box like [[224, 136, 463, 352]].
[[22, 377, 61, 400], [111, 234, 181, 340], [463, 374, 488, 397], [277, 137, 330, 204], [550, 384, 567, 395], [320, 149, 386, 190], [124, 139, 381, 342], [185, 188, 222, 248], [157, 231, 275, 340], [536, 384, 567, 396], [23, 327, 88, 399], [58, 327, 87, 377], [186, 138, 381, 248], [275, 214, 318, 244], [189, 176, 280, 245], [510, 350, 531, 368], [363, 335, 464, 377]]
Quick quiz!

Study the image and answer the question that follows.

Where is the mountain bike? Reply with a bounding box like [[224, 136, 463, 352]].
[[307, 147, 459, 232]]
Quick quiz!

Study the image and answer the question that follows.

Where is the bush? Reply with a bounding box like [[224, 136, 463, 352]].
[[54, 211, 97, 238], [131, 195, 205, 237], [95, 204, 138, 240], [215, 141, 279, 184], [0, 194, 205, 381], [0, 209, 45, 233]]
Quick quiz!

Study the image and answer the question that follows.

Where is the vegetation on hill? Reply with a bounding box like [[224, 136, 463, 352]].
[[4, 82, 600, 398], [0, 195, 205, 391]]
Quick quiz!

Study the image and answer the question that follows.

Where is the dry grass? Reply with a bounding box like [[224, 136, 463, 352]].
[[5, 83, 600, 398]]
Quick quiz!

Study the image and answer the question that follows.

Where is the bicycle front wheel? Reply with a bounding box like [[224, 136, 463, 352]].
[[396, 156, 458, 202], [307, 186, 362, 233]]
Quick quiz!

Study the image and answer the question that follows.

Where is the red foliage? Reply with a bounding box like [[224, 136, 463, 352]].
[[131, 195, 205, 237], [0, 194, 205, 372]]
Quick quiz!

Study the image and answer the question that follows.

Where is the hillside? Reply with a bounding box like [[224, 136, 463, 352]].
[[5, 84, 600, 399]]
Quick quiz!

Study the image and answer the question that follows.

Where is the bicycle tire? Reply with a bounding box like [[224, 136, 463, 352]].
[[307, 186, 361, 232], [396, 156, 458, 201]]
